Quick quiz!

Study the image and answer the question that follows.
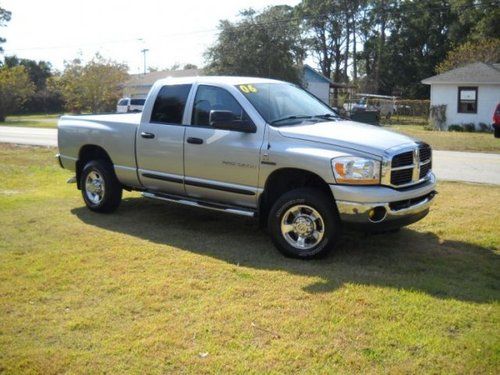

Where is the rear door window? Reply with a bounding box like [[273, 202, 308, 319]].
[[151, 84, 192, 124], [130, 99, 145, 106]]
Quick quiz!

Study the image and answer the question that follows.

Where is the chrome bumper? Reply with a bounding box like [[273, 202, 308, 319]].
[[331, 173, 437, 228]]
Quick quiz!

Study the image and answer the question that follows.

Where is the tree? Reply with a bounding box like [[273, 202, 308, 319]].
[[183, 63, 198, 70], [0, 66, 35, 121], [205, 6, 305, 84], [4, 56, 63, 113], [0, 5, 11, 53], [52, 55, 129, 113], [436, 38, 500, 73]]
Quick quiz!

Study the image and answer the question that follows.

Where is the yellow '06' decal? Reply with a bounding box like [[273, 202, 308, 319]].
[[239, 84, 258, 93]]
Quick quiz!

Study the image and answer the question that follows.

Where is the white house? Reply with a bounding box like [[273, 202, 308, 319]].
[[422, 62, 500, 129]]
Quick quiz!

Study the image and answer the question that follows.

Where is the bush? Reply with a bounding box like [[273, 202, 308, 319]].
[[463, 123, 475, 132], [478, 122, 492, 133], [448, 124, 463, 132]]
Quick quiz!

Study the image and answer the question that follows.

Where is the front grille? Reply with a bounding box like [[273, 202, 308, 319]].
[[391, 151, 413, 167], [419, 161, 432, 179], [391, 168, 413, 185], [419, 143, 432, 162], [389, 143, 433, 187]]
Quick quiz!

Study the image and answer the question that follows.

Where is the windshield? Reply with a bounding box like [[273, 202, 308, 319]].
[[236, 83, 339, 126]]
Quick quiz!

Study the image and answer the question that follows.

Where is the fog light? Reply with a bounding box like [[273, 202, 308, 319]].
[[368, 206, 387, 223]]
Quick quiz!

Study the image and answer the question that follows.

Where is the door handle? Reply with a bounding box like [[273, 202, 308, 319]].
[[187, 137, 203, 145], [140, 132, 155, 139]]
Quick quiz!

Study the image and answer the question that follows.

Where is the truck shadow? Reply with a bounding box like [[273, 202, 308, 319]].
[[71, 197, 499, 304]]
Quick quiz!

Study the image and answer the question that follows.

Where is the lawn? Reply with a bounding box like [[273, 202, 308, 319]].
[[386, 124, 500, 154], [0, 144, 499, 374], [1, 114, 60, 128]]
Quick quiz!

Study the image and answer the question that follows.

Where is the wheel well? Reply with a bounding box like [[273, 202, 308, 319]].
[[76, 145, 113, 189], [259, 168, 334, 222]]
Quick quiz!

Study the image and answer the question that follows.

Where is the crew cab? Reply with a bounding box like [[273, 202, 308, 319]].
[[57, 76, 437, 259]]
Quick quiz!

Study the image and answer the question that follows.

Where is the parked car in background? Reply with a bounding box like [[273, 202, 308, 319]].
[[493, 103, 500, 138], [116, 98, 146, 113]]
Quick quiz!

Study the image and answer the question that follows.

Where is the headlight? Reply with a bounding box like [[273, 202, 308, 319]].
[[332, 156, 380, 185]]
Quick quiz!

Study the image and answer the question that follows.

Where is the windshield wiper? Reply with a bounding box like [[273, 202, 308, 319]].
[[313, 113, 338, 120], [270, 115, 313, 125]]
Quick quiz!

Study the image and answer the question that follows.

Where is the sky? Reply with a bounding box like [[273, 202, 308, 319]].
[[1, 0, 302, 73]]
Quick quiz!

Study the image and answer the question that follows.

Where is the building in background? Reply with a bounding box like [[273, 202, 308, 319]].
[[302, 64, 346, 105], [422, 62, 500, 129], [123, 68, 202, 98]]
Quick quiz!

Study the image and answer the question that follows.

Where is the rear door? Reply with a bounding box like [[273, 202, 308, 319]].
[[136, 84, 192, 195]]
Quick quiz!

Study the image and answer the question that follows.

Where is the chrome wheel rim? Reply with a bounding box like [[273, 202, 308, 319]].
[[85, 170, 105, 205], [280, 204, 325, 250]]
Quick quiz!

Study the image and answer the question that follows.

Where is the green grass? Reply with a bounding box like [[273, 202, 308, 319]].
[[386, 124, 500, 154], [1, 114, 60, 128], [0, 144, 499, 374]]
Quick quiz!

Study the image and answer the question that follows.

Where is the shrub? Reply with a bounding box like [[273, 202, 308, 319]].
[[448, 124, 463, 132], [429, 104, 447, 130], [478, 122, 492, 133], [463, 123, 475, 132]]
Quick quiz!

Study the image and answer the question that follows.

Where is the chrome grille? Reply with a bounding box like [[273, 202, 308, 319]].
[[387, 143, 432, 187]]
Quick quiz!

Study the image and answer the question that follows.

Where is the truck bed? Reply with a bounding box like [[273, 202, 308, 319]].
[[58, 112, 143, 188]]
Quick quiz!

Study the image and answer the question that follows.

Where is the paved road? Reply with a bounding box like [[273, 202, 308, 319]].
[[1, 126, 499, 185], [433, 150, 500, 185], [0, 126, 57, 147]]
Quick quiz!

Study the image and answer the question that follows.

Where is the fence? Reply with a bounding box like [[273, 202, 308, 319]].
[[331, 97, 430, 126]]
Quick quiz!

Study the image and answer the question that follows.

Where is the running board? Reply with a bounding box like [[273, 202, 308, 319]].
[[142, 192, 256, 217]]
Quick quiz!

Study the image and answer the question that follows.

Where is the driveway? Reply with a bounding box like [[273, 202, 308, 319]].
[[1, 126, 499, 185]]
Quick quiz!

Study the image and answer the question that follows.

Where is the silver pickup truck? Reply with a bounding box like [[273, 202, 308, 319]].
[[58, 76, 437, 259]]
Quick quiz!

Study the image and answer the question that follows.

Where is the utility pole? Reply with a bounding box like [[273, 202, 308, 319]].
[[141, 48, 149, 75]]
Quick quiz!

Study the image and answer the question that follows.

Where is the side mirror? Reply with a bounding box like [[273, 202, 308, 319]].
[[209, 110, 257, 133]]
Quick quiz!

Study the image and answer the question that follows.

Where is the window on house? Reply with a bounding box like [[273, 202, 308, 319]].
[[458, 87, 478, 114]]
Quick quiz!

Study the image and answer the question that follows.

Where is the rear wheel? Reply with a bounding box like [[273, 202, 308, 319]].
[[80, 160, 122, 213], [268, 188, 340, 259]]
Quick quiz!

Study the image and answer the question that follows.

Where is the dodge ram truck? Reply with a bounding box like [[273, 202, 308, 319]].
[[57, 76, 437, 259]]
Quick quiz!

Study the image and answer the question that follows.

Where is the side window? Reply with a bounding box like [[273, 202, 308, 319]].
[[118, 99, 128, 106], [192, 85, 250, 126], [151, 84, 192, 124]]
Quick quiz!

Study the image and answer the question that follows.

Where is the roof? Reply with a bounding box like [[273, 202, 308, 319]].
[[154, 76, 286, 87], [303, 64, 347, 88], [422, 62, 500, 85], [125, 68, 203, 88]]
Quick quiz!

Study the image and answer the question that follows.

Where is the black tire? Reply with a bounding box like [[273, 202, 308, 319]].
[[80, 160, 122, 213], [267, 188, 341, 259], [494, 126, 500, 138]]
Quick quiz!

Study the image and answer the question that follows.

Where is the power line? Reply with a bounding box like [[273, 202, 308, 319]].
[[3, 1, 497, 54]]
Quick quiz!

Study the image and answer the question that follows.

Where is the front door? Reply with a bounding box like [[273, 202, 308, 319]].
[[183, 84, 265, 208], [136, 84, 192, 195]]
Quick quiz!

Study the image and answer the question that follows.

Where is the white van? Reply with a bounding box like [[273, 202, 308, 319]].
[[116, 98, 146, 113]]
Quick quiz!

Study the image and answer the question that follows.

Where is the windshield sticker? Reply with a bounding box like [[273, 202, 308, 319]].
[[239, 84, 258, 93]]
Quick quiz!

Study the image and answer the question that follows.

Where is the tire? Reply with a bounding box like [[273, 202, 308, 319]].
[[80, 160, 122, 213], [268, 188, 341, 259], [494, 126, 500, 138]]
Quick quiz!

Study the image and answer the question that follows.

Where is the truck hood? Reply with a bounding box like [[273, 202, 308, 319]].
[[277, 120, 416, 156]]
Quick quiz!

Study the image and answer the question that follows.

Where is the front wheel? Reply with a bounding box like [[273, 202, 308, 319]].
[[268, 188, 341, 259], [80, 160, 122, 213], [494, 126, 500, 138]]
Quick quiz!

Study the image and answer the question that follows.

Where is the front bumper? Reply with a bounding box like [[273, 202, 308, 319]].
[[331, 172, 437, 230]]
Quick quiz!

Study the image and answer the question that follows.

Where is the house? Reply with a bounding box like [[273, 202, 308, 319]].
[[123, 68, 203, 98], [422, 62, 500, 129], [302, 64, 346, 105]]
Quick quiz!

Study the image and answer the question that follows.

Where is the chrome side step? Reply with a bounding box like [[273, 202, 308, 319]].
[[142, 192, 256, 217]]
